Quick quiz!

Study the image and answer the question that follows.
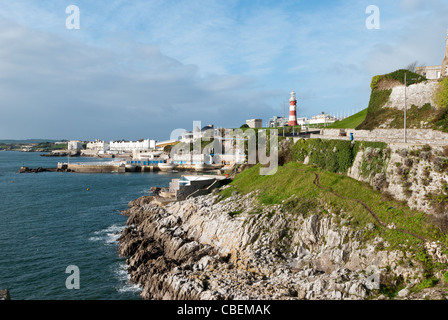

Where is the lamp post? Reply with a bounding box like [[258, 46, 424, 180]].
[[283, 101, 285, 137], [404, 73, 407, 143]]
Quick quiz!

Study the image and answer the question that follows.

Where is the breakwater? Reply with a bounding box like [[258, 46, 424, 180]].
[[19, 162, 225, 174]]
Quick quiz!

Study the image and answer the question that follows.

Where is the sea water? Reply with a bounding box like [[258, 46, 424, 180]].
[[0, 151, 180, 300]]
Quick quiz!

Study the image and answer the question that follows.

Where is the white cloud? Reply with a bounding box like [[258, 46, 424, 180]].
[[400, 0, 425, 11], [1, 0, 448, 139], [0, 17, 271, 140]]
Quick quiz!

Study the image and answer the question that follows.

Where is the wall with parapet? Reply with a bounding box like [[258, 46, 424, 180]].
[[316, 128, 448, 145]]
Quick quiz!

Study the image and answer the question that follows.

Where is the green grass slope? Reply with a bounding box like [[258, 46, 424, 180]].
[[327, 109, 367, 129], [220, 161, 448, 290]]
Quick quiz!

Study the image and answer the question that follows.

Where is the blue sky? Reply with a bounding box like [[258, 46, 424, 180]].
[[0, 0, 447, 141]]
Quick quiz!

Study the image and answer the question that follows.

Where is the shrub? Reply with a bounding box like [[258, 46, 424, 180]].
[[292, 139, 357, 174], [435, 77, 448, 108], [372, 173, 387, 190], [433, 79, 448, 131], [443, 272, 448, 283], [384, 69, 426, 86], [415, 277, 439, 291], [422, 144, 432, 152], [371, 75, 382, 90], [404, 157, 414, 167], [433, 157, 448, 172]]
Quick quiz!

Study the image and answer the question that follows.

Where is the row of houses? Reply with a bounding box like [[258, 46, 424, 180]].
[[67, 139, 157, 153]]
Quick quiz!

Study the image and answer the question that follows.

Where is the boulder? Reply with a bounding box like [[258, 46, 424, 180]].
[[0, 290, 10, 300]]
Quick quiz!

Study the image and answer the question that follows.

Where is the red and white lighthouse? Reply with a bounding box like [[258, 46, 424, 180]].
[[288, 90, 298, 126]]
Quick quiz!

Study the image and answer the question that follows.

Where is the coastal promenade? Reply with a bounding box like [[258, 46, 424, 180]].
[[309, 128, 448, 146]]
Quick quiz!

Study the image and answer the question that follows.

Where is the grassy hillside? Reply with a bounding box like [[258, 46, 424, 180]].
[[327, 109, 367, 129], [220, 160, 448, 294], [223, 162, 444, 248]]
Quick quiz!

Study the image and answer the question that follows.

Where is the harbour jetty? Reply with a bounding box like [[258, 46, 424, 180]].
[[19, 166, 60, 173], [19, 161, 226, 174], [57, 161, 126, 173]]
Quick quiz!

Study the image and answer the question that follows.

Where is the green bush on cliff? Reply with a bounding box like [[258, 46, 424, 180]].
[[435, 78, 448, 108], [371, 75, 382, 90], [291, 139, 387, 174], [433, 78, 448, 131], [370, 69, 426, 91], [384, 69, 426, 86]]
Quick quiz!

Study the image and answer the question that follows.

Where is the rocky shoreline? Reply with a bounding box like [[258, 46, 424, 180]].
[[117, 186, 448, 300]]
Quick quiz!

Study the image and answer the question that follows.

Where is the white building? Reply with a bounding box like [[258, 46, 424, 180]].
[[246, 119, 262, 128], [109, 139, 156, 152], [68, 140, 82, 151], [415, 31, 448, 79], [180, 131, 194, 143], [307, 113, 337, 126], [86, 139, 110, 152], [296, 117, 308, 126], [179, 125, 220, 144], [269, 116, 288, 128], [416, 66, 442, 80], [132, 150, 168, 161]]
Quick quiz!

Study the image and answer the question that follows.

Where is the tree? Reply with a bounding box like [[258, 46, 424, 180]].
[[406, 61, 419, 73], [240, 124, 249, 129]]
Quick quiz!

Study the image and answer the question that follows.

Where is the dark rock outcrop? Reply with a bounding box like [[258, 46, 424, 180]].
[[0, 290, 10, 300], [118, 190, 444, 300]]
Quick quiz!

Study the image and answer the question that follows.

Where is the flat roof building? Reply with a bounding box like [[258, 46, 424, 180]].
[[246, 119, 262, 128]]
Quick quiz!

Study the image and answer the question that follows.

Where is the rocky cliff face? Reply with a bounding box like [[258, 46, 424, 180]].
[[118, 188, 442, 300], [349, 143, 448, 221]]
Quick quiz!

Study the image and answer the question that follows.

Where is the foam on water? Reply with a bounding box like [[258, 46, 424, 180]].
[[89, 224, 124, 244], [114, 262, 142, 295]]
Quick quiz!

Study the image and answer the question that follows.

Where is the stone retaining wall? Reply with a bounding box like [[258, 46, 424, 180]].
[[316, 128, 448, 145], [384, 81, 439, 110]]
